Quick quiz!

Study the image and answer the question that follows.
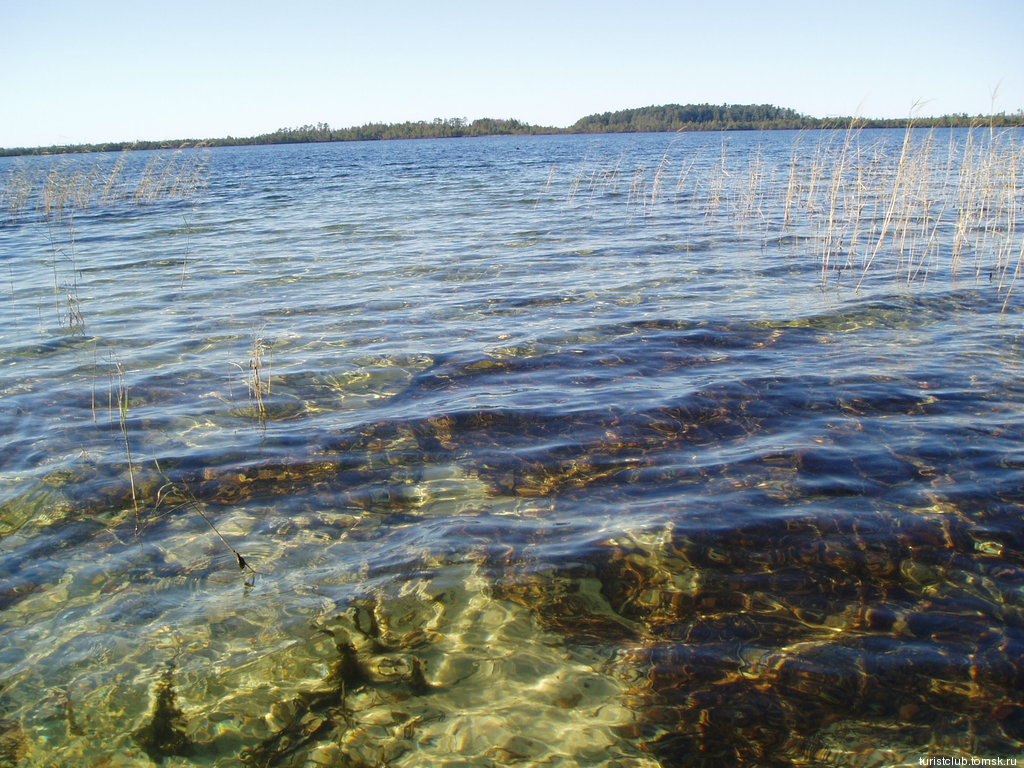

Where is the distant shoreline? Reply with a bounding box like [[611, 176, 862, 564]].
[[3, 102, 1023, 157]]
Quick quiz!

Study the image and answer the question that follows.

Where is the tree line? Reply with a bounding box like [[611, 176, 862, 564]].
[[244, 117, 537, 145], [570, 103, 810, 133], [4, 103, 1023, 156], [571, 104, 1024, 133]]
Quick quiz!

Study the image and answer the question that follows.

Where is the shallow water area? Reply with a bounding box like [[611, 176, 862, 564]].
[[1, 129, 1024, 767]]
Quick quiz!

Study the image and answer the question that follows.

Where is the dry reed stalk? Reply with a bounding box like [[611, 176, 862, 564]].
[[584, 153, 622, 206], [43, 162, 69, 220], [565, 167, 585, 206], [782, 138, 803, 229], [820, 124, 860, 285], [999, 237, 1024, 312], [133, 156, 160, 203], [971, 136, 1000, 280], [891, 130, 934, 282], [628, 166, 646, 214], [91, 349, 99, 424], [996, 145, 1019, 288], [248, 329, 270, 426], [737, 149, 766, 228], [804, 140, 828, 214], [114, 361, 141, 532], [703, 139, 730, 216], [545, 163, 558, 190], [908, 167, 951, 285], [100, 151, 129, 203], [673, 155, 697, 206], [855, 122, 916, 291], [180, 210, 194, 288], [564, 147, 596, 207], [44, 213, 85, 329], [982, 135, 1017, 290], [601, 154, 624, 198], [842, 157, 868, 271], [950, 129, 979, 276], [646, 141, 680, 216], [0, 164, 38, 220]]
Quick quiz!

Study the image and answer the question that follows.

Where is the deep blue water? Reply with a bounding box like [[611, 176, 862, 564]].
[[1, 129, 1023, 767]]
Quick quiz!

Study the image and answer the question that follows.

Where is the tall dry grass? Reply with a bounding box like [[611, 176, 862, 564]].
[[0, 148, 208, 224], [556, 123, 1024, 305], [1, 149, 208, 328]]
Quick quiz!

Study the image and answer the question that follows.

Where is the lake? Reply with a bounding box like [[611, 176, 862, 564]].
[[1, 128, 1023, 767]]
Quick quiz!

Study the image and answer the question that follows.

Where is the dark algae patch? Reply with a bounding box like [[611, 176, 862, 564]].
[[132, 666, 194, 764], [618, 513, 1022, 765], [0, 719, 29, 768]]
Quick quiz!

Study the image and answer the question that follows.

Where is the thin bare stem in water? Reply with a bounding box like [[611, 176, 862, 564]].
[[180, 210, 194, 288], [704, 138, 730, 216], [115, 361, 141, 532], [646, 139, 679, 216], [153, 460, 258, 587], [1000, 234, 1024, 312]]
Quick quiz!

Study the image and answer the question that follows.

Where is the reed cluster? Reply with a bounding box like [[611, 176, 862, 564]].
[[560, 124, 1024, 303], [1, 148, 208, 224], [2, 149, 208, 330]]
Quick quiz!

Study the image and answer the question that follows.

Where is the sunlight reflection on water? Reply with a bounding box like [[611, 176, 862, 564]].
[[1, 129, 1024, 767]]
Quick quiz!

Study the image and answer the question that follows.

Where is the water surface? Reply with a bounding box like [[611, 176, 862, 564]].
[[1, 129, 1023, 767]]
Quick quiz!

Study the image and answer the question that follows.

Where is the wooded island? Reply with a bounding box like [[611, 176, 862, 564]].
[[4, 103, 1023, 156]]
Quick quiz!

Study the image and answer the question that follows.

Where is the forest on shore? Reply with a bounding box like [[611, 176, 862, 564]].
[[4, 102, 1024, 156]]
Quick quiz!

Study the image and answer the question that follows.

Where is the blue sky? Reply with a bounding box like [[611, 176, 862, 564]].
[[2, 0, 1022, 148]]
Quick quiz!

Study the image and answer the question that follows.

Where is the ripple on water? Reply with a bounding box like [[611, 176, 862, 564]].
[[2, 130, 1024, 766]]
